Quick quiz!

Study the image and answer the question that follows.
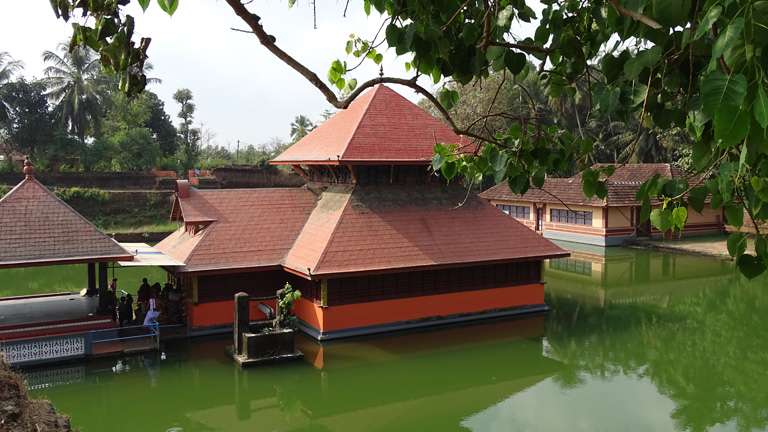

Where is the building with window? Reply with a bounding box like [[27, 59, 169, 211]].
[[480, 164, 725, 246], [156, 85, 568, 339]]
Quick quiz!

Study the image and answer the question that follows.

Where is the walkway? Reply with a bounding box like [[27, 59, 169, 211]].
[[629, 235, 750, 259]]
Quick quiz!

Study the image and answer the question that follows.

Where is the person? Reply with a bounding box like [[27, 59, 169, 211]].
[[162, 282, 172, 299], [137, 278, 151, 308], [125, 293, 135, 324], [151, 282, 162, 299], [144, 297, 161, 328], [118, 296, 131, 326], [109, 278, 118, 292]]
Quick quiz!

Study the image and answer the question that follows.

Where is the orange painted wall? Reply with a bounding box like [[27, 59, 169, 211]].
[[294, 283, 544, 334], [188, 299, 276, 328]]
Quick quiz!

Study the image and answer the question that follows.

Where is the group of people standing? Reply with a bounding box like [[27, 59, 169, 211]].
[[106, 278, 185, 327]]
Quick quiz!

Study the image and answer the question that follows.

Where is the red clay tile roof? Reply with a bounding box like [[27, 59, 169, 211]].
[[271, 85, 471, 165], [283, 183, 568, 277], [161, 183, 568, 276], [480, 163, 690, 207], [0, 177, 132, 268], [155, 187, 318, 273]]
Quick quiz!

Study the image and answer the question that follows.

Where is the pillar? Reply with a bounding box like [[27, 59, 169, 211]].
[[87, 263, 96, 294], [97, 262, 109, 313], [233, 292, 250, 356]]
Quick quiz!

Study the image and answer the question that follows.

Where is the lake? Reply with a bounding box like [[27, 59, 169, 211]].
[[21, 244, 768, 431]]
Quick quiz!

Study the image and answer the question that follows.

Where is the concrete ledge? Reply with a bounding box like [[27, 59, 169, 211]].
[[299, 304, 549, 341], [543, 230, 634, 246]]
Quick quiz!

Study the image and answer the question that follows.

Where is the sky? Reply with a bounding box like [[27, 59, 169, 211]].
[[1, 1, 539, 151], [0, 1, 421, 150]]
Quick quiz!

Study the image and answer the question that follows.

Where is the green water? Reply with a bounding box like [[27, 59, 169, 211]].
[[0, 264, 167, 297], [23, 245, 768, 431]]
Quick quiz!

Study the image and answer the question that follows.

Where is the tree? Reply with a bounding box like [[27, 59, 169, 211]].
[[173, 88, 200, 172], [44, 0, 768, 277], [0, 51, 23, 124], [42, 43, 107, 143], [143, 91, 177, 156], [0, 80, 54, 161], [289, 115, 315, 142]]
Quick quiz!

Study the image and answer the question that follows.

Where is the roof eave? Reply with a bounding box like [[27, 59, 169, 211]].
[[0, 254, 135, 269]]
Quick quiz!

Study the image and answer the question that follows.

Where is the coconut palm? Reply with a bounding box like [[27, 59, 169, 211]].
[[42, 43, 108, 142], [0, 51, 24, 123], [289, 115, 315, 142]]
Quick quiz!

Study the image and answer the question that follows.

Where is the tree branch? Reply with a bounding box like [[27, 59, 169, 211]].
[[487, 41, 552, 55], [607, 0, 662, 29], [225, 0, 498, 147]]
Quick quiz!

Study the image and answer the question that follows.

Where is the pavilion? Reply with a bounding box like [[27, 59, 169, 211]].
[[0, 159, 133, 340], [156, 85, 568, 339]]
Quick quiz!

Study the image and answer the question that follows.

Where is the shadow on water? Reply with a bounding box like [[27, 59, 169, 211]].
[[21, 244, 768, 432]]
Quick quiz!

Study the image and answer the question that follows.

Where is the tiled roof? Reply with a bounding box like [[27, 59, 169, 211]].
[[271, 85, 471, 165], [0, 177, 132, 268], [283, 183, 568, 276], [155, 187, 317, 273], [160, 183, 568, 276], [480, 163, 690, 207]]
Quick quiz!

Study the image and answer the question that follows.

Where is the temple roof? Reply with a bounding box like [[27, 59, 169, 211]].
[[159, 182, 568, 276], [271, 85, 470, 165], [480, 163, 690, 207], [0, 163, 132, 268], [155, 187, 318, 273]]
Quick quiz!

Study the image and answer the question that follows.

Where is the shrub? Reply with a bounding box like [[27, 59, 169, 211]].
[[53, 187, 109, 204], [0, 185, 11, 199]]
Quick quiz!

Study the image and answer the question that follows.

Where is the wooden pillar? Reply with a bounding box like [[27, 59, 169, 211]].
[[97, 262, 109, 313], [233, 292, 249, 356], [320, 279, 328, 308], [87, 263, 96, 294]]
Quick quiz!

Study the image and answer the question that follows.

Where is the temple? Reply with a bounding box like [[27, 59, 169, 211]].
[[156, 85, 568, 339]]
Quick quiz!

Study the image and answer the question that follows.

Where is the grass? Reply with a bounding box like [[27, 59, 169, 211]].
[[99, 220, 180, 234]]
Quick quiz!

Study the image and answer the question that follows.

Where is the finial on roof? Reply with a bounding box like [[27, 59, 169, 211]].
[[23, 157, 34, 179], [379, 65, 384, 78]]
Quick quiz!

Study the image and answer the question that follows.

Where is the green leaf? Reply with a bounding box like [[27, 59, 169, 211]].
[[711, 18, 744, 66], [346, 78, 358, 91], [671, 206, 688, 230], [756, 235, 768, 257], [737, 254, 767, 279], [438, 89, 460, 110], [157, 0, 178, 15], [431, 68, 441, 84], [727, 232, 747, 257], [138, 0, 151, 12], [694, 5, 722, 40], [651, 0, 691, 28], [700, 71, 748, 117], [363, 0, 371, 15], [754, 85, 768, 129], [724, 204, 744, 227], [504, 51, 527, 75], [650, 208, 673, 232], [714, 105, 750, 148], [623, 46, 661, 80], [441, 160, 458, 181], [373, 53, 384, 64], [688, 186, 708, 213], [485, 46, 506, 62]]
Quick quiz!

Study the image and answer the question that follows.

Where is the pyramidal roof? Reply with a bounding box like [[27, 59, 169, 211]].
[[271, 85, 470, 165], [0, 164, 132, 268]]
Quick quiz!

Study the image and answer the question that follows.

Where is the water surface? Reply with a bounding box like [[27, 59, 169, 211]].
[[24, 245, 768, 431]]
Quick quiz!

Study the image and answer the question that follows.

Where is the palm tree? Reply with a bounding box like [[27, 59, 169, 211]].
[[289, 115, 315, 142], [0, 51, 24, 123], [42, 43, 108, 142]]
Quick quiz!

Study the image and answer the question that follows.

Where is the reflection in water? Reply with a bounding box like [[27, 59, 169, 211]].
[[24, 244, 768, 431]]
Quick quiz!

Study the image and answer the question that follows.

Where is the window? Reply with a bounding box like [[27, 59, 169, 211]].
[[549, 258, 592, 276], [550, 208, 592, 226], [496, 204, 531, 220]]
